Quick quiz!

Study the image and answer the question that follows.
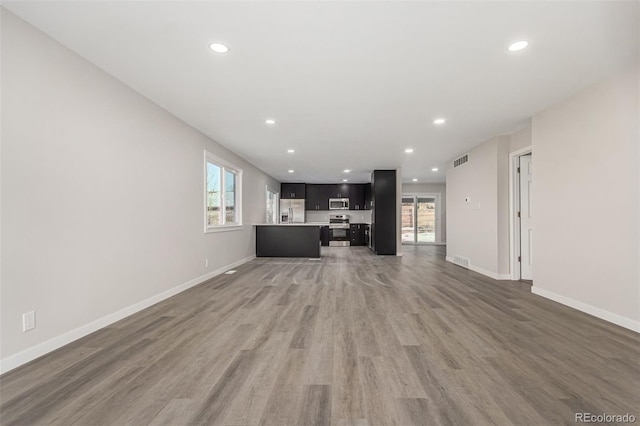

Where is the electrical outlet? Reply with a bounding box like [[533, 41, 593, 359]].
[[205, 258, 209, 268], [22, 311, 35, 332]]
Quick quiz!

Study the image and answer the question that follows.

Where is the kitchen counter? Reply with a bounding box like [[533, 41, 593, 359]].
[[254, 222, 370, 226], [255, 224, 321, 258], [254, 223, 327, 226]]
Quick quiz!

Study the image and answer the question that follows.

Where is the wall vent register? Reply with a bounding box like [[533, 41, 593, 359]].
[[453, 154, 469, 168], [452, 255, 470, 268]]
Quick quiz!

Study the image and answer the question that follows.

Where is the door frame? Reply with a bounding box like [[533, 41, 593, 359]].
[[401, 193, 442, 245], [509, 146, 533, 280]]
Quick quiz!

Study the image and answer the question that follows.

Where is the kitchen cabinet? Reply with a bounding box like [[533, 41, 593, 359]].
[[364, 224, 370, 246], [320, 226, 330, 246], [349, 184, 366, 210], [370, 170, 396, 255], [305, 184, 330, 210], [298, 182, 370, 211], [350, 224, 366, 246], [281, 183, 305, 199], [364, 184, 372, 210], [329, 184, 350, 199], [256, 225, 320, 258]]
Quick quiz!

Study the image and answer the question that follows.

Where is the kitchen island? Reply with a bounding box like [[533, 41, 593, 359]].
[[255, 224, 325, 258]]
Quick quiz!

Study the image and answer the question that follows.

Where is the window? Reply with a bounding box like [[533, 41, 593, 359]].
[[266, 187, 278, 224], [205, 151, 242, 231]]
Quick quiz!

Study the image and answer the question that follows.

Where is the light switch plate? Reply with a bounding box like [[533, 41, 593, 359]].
[[23, 311, 35, 332]]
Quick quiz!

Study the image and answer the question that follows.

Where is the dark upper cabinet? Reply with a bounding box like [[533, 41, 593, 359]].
[[329, 184, 350, 199], [349, 184, 365, 210], [350, 223, 365, 246], [297, 182, 370, 211], [364, 184, 372, 210], [305, 184, 330, 210], [281, 183, 305, 199], [370, 170, 396, 255]]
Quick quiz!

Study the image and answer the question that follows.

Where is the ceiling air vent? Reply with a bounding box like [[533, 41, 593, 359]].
[[453, 154, 469, 168]]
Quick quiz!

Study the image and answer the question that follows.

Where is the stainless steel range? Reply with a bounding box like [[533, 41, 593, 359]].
[[329, 214, 350, 247]]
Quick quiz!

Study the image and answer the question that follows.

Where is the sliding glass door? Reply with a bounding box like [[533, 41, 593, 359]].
[[401, 197, 416, 243], [401, 194, 440, 244]]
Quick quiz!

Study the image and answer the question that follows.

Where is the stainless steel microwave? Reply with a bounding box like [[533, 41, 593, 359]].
[[329, 198, 349, 210]]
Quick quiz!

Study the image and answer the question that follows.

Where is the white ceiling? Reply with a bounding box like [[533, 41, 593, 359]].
[[4, 1, 639, 183]]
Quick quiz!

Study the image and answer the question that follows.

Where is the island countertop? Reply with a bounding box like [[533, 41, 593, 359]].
[[254, 223, 328, 226]]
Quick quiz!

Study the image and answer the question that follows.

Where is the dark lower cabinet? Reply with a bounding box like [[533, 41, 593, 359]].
[[364, 224, 370, 246], [350, 224, 366, 246], [256, 226, 320, 258], [370, 170, 396, 255], [320, 226, 329, 246]]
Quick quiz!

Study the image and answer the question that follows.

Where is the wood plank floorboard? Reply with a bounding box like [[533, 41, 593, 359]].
[[1, 245, 638, 425]]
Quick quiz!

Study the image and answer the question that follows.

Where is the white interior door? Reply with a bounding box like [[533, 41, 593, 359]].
[[519, 155, 533, 280]]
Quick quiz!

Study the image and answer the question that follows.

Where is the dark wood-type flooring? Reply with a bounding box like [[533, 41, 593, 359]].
[[1, 246, 639, 425]]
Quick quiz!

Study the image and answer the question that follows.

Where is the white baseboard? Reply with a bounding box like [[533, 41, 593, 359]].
[[445, 256, 511, 280], [469, 264, 511, 281], [0, 255, 255, 375], [532, 286, 640, 333]]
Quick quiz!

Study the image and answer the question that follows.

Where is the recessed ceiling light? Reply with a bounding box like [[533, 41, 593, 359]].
[[288, 169, 294, 173], [343, 179, 348, 182], [209, 43, 229, 53], [412, 178, 418, 182], [287, 149, 295, 153], [432, 168, 439, 172], [433, 118, 446, 125], [405, 148, 414, 153], [265, 119, 276, 125], [508, 40, 528, 52], [343, 169, 351, 173]]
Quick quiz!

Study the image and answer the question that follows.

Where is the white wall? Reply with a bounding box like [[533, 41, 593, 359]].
[[446, 136, 510, 279], [532, 65, 639, 330], [401, 182, 447, 243], [396, 168, 402, 256], [446, 127, 531, 278], [1, 10, 279, 370], [496, 139, 511, 275], [510, 126, 532, 153]]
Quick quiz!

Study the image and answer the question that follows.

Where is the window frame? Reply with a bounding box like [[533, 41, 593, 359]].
[[204, 151, 243, 233], [265, 186, 279, 224]]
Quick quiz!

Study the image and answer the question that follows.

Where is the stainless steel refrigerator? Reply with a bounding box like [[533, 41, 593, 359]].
[[279, 199, 305, 223]]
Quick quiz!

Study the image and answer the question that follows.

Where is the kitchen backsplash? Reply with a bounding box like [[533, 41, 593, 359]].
[[306, 210, 371, 224]]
